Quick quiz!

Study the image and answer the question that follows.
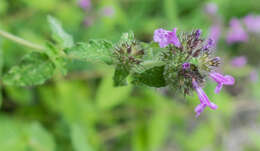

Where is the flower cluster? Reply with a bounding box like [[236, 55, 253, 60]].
[[230, 56, 247, 68], [153, 28, 235, 117], [78, 0, 116, 27], [113, 36, 144, 70], [226, 14, 260, 44], [226, 19, 248, 44], [78, 0, 91, 10], [244, 14, 260, 33], [205, 2, 260, 45]]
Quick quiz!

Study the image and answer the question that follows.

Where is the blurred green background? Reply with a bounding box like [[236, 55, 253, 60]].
[[1, 0, 260, 151]]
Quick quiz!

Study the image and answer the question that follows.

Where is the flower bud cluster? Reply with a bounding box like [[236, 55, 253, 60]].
[[154, 28, 234, 117], [113, 37, 144, 71]]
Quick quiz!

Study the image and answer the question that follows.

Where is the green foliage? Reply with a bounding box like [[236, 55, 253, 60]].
[[118, 31, 135, 46], [132, 64, 166, 87], [48, 16, 74, 49], [70, 124, 94, 151], [97, 71, 132, 109], [3, 52, 55, 86], [0, 38, 3, 107], [147, 99, 171, 151], [66, 40, 114, 65], [0, 116, 55, 151], [113, 65, 130, 86], [26, 122, 56, 151], [46, 43, 68, 75], [5, 86, 33, 105], [0, 1, 260, 151]]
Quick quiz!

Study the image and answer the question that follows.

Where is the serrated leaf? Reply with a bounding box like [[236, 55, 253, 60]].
[[3, 52, 55, 86], [48, 15, 74, 48], [113, 65, 129, 86], [132, 65, 166, 87], [65, 40, 113, 64]]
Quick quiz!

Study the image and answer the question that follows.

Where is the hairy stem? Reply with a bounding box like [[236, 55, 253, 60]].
[[0, 29, 46, 51]]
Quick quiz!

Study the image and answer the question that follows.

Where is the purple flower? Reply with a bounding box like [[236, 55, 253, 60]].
[[102, 6, 115, 17], [209, 72, 235, 93], [78, 0, 91, 10], [209, 24, 221, 44], [226, 18, 248, 44], [182, 62, 190, 69], [195, 29, 202, 39], [204, 2, 218, 16], [250, 70, 258, 82], [193, 80, 218, 117], [153, 28, 181, 48], [244, 14, 260, 33], [231, 56, 247, 68], [203, 38, 215, 50]]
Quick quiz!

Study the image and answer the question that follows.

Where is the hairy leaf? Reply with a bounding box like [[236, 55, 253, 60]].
[[3, 52, 55, 86], [132, 65, 166, 87], [48, 15, 74, 48], [65, 40, 114, 64], [45, 43, 68, 75], [113, 65, 129, 86], [118, 31, 135, 46]]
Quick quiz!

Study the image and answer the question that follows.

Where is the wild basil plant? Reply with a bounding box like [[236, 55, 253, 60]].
[[0, 16, 234, 117]]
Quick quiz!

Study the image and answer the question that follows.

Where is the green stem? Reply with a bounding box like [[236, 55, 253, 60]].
[[0, 29, 46, 51], [0, 29, 87, 61]]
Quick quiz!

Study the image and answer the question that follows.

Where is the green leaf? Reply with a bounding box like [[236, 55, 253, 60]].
[[26, 122, 56, 151], [132, 65, 166, 87], [132, 124, 148, 151], [70, 124, 94, 151], [0, 116, 55, 151], [3, 52, 55, 86], [0, 116, 27, 151], [118, 31, 135, 46], [5, 86, 33, 105], [97, 70, 132, 110], [47, 15, 74, 48], [65, 40, 114, 64], [113, 65, 129, 86], [141, 42, 163, 61], [46, 43, 68, 75]]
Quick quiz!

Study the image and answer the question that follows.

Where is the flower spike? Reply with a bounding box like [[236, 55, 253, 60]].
[[192, 80, 218, 117]]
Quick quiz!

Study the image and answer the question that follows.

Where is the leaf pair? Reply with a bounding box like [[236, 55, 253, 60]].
[[2, 16, 114, 87], [2, 16, 72, 86]]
